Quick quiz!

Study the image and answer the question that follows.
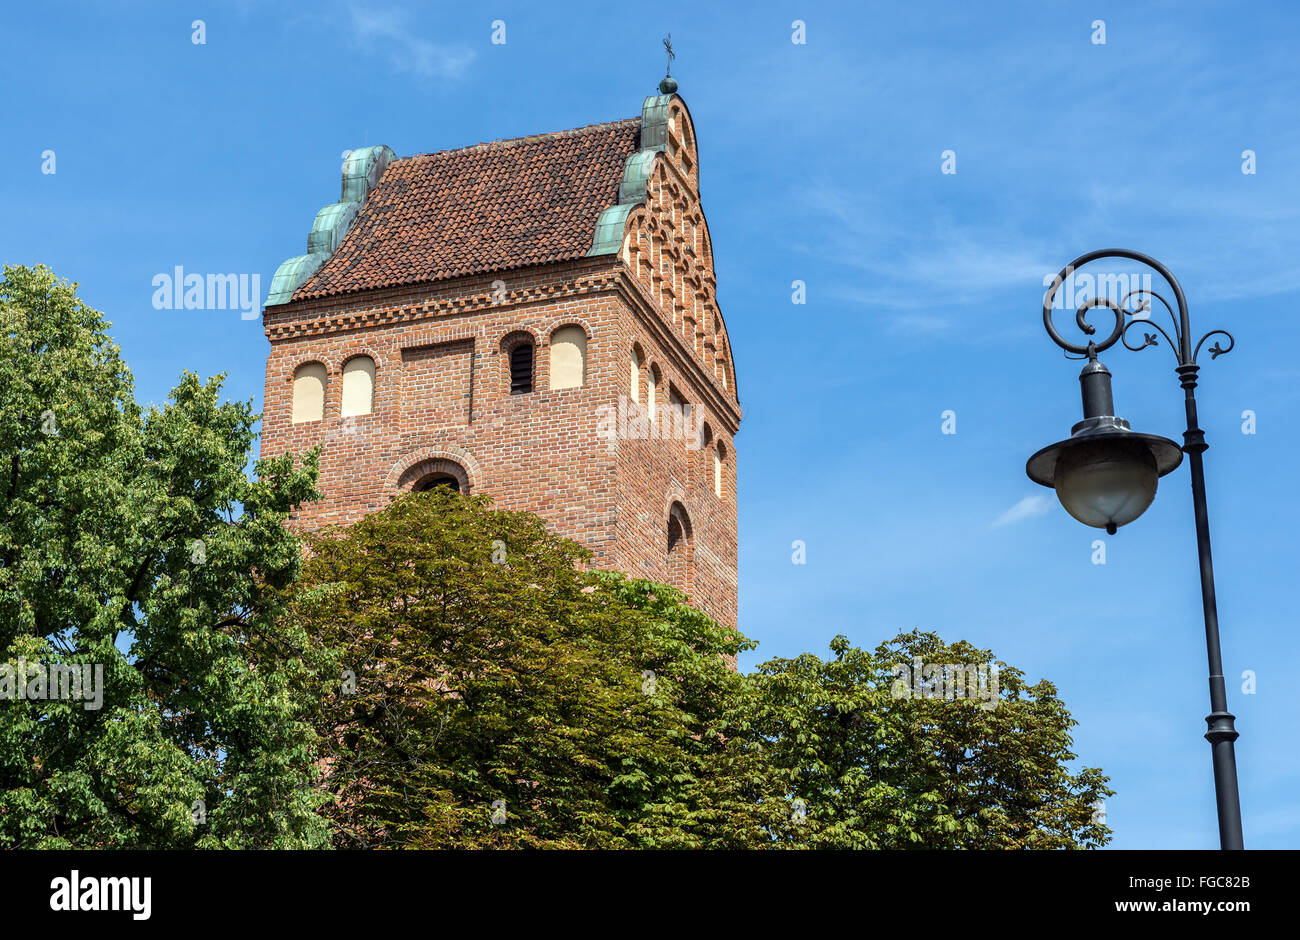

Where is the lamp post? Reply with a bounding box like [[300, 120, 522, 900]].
[[1026, 249, 1243, 850]]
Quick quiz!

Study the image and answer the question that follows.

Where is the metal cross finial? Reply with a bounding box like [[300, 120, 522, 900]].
[[663, 34, 675, 76]]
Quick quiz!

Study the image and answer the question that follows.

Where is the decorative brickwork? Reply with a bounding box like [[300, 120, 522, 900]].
[[260, 92, 741, 628]]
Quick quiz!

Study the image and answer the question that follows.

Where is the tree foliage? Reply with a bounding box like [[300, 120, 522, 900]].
[[298, 488, 786, 848], [0, 265, 328, 847], [745, 631, 1114, 848], [297, 488, 1112, 849]]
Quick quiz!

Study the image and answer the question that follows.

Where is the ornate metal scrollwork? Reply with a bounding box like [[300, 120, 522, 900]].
[[1042, 268, 1126, 357], [1194, 329, 1235, 363], [1041, 249, 1234, 369]]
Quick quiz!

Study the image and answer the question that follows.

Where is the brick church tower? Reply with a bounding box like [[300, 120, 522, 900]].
[[259, 81, 740, 627]]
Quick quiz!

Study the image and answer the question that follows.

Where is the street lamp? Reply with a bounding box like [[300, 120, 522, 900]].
[[1027, 356, 1184, 533], [1026, 249, 1243, 850]]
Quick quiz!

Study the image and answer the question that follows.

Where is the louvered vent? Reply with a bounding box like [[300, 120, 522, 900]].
[[510, 344, 534, 395]]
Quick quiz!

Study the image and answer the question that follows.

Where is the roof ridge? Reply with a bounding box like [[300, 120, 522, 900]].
[[404, 117, 640, 161]]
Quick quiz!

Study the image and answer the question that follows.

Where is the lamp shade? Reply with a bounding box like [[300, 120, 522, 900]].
[[1027, 427, 1182, 533]]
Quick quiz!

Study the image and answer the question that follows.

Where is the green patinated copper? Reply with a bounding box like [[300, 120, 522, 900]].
[[587, 204, 637, 257], [266, 254, 328, 306], [342, 146, 394, 202], [587, 92, 677, 257], [266, 145, 397, 307], [307, 202, 360, 256], [639, 94, 672, 150]]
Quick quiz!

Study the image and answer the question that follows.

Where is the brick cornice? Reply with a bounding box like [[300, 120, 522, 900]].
[[261, 258, 623, 342]]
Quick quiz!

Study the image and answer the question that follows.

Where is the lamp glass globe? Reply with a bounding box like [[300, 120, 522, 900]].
[[1053, 437, 1159, 531]]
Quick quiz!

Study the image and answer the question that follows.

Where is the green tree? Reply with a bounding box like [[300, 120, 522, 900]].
[[743, 630, 1114, 848], [295, 486, 1109, 849], [590, 575, 796, 848], [296, 488, 787, 848], [0, 265, 327, 848]]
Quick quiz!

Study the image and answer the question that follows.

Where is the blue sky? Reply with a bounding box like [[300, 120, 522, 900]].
[[5, 0, 1298, 849]]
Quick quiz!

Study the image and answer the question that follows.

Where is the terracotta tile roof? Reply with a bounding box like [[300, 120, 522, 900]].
[[293, 118, 641, 301]]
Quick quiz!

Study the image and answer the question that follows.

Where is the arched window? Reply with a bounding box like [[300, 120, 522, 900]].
[[668, 503, 691, 552], [549, 325, 587, 390], [667, 514, 685, 552], [714, 443, 726, 498], [701, 424, 716, 491], [291, 362, 326, 424], [713, 317, 728, 389], [630, 345, 644, 404], [414, 473, 460, 493], [341, 356, 375, 417], [509, 341, 534, 395], [647, 365, 660, 417], [666, 501, 693, 594], [399, 457, 470, 495]]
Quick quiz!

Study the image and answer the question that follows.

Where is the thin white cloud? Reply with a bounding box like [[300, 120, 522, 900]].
[[793, 181, 1056, 319], [991, 494, 1052, 529], [348, 6, 475, 81]]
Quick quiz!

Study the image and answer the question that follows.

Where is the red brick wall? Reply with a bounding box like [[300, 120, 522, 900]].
[[260, 256, 739, 628], [608, 278, 739, 628]]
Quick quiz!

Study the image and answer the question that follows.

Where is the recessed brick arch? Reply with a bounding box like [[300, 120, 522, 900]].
[[386, 448, 481, 495], [498, 327, 539, 352], [334, 346, 385, 373], [667, 499, 693, 539], [630, 342, 646, 405], [289, 357, 327, 377], [539, 315, 596, 340], [289, 360, 329, 424], [665, 498, 694, 596], [662, 491, 693, 534], [498, 328, 540, 397]]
